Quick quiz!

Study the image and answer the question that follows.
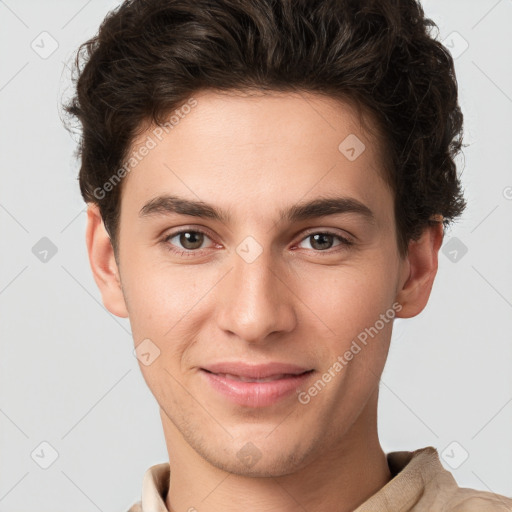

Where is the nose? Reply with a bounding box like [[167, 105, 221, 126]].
[[214, 243, 297, 345]]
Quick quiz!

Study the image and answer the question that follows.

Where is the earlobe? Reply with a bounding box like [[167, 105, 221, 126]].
[[85, 203, 129, 318], [395, 222, 444, 319]]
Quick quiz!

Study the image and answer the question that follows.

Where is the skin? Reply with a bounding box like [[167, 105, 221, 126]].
[[86, 90, 443, 512]]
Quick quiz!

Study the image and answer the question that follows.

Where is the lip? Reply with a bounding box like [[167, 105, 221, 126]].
[[200, 362, 314, 408], [202, 361, 312, 379]]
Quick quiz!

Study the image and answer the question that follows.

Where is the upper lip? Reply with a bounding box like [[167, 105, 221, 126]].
[[201, 362, 313, 379]]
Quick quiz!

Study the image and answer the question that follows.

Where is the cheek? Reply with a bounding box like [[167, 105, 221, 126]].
[[120, 255, 215, 356], [300, 265, 395, 325], [122, 262, 205, 395], [121, 233, 400, 362]]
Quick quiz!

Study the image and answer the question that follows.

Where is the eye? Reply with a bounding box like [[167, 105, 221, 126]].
[[297, 231, 354, 252], [161, 228, 354, 258], [162, 228, 217, 256]]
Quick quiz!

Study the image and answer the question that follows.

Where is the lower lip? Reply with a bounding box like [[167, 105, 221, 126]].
[[201, 369, 314, 408]]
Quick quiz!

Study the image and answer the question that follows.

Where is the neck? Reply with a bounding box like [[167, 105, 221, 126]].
[[162, 393, 390, 512]]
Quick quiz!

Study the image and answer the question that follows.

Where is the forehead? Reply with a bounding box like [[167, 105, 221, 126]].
[[121, 89, 392, 225], [137, 89, 383, 159]]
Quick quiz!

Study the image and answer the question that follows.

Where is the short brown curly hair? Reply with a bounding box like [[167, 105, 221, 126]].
[[63, 0, 466, 258]]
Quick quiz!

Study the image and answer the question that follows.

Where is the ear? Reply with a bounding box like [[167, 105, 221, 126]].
[[395, 222, 444, 318], [85, 203, 129, 318]]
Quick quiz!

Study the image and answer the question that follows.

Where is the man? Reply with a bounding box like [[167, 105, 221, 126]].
[[63, 0, 512, 510]]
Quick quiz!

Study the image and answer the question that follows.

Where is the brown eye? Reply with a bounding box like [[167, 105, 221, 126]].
[[177, 231, 204, 250], [309, 233, 335, 250], [297, 231, 354, 252], [164, 229, 213, 254]]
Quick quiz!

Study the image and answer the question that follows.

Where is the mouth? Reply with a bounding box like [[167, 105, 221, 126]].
[[202, 370, 312, 383], [199, 367, 315, 408]]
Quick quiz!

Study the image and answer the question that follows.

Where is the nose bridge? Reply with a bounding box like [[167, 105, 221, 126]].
[[216, 239, 296, 343]]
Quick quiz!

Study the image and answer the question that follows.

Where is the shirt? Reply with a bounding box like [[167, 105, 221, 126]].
[[127, 446, 512, 511]]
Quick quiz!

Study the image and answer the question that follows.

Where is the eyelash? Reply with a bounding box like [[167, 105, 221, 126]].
[[161, 228, 354, 258]]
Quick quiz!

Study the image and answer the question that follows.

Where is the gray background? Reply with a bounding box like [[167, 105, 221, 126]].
[[0, 0, 511, 510]]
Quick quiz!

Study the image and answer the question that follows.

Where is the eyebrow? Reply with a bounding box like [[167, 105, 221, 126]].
[[139, 194, 375, 225]]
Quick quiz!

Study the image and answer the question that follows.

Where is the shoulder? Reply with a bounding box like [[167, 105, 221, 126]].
[[444, 488, 512, 511], [386, 447, 512, 511]]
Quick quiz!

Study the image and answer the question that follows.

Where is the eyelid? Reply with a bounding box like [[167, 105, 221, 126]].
[[163, 225, 216, 240], [161, 225, 355, 256], [297, 227, 355, 244], [163, 225, 353, 242], [162, 226, 219, 248]]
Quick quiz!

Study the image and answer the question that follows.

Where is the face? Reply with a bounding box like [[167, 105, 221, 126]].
[[88, 89, 439, 478]]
